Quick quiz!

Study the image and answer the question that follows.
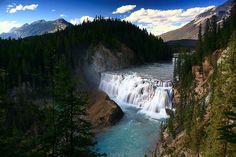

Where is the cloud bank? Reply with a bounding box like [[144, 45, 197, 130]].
[[60, 14, 66, 17], [123, 6, 214, 35], [70, 16, 94, 25], [0, 21, 22, 33], [7, 4, 38, 13], [113, 5, 136, 14]]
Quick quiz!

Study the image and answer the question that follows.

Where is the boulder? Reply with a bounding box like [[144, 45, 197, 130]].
[[87, 90, 124, 132]]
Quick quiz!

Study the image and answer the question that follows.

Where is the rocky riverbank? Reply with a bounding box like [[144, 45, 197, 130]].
[[87, 90, 124, 132]]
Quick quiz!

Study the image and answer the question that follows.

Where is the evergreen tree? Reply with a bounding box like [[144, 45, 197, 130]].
[[197, 24, 203, 63], [210, 15, 217, 51], [52, 55, 97, 157]]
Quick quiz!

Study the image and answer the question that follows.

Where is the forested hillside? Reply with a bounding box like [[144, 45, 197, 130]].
[[0, 18, 171, 157], [157, 1, 236, 156], [0, 17, 171, 90]]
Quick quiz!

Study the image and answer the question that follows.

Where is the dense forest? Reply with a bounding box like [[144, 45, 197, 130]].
[[0, 18, 171, 156], [160, 0, 236, 156]]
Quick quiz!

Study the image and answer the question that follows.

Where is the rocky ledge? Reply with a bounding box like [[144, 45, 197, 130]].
[[87, 90, 124, 132]]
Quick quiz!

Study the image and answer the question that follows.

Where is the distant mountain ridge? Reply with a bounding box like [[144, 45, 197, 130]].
[[160, 0, 233, 42], [0, 18, 72, 39]]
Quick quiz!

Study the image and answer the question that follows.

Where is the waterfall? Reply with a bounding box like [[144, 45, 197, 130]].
[[99, 72, 173, 119]]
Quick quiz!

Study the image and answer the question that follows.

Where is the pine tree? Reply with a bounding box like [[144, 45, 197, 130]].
[[204, 19, 210, 54], [211, 15, 217, 51], [197, 24, 203, 63], [52, 55, 97, 157]]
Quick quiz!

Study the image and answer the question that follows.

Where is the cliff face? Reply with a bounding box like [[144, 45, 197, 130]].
[[155, 47, 233, 157], [82, 43, 134, 88], [80, 43, 133, 131]]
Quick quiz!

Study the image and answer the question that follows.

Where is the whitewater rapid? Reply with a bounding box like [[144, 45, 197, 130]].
[[99, 72, 173, 119]]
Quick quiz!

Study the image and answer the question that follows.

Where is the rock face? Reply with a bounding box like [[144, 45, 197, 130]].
[[160, 0, 233, 42], [83, 43, 134, 88], [87, 90, 124, 131], [0, 18, 72, 39]]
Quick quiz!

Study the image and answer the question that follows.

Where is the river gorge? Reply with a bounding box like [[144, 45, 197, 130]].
[[95, 62, 174, 157]]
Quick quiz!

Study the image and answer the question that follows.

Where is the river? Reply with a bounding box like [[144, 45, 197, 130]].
[[95, 62, 174, 157]]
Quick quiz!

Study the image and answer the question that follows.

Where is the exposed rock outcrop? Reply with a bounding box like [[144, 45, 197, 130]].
[[83, 43, 134, 88], [87, 90, 124, 132]]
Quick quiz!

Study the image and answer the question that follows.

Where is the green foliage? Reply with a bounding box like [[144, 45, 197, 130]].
[[208, 34, 236, 156], [218, 111, 236, 143], [0, 56, 99, 156], [51, 55, 97, 157], [217, 34, 236, 145], [0, 91, 46, 157], [174, 52, 195, 133], [167, 111, 175, 138], [196, 24, 203, 64]]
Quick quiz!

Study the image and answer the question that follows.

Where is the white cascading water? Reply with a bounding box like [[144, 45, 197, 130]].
[[99, 72, 173, 119]]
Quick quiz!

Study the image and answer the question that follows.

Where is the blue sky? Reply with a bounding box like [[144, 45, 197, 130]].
[[0, 0, 227, 34]]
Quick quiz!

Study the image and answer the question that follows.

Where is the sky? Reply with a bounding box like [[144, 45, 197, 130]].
[[0, 0, 228, 35]]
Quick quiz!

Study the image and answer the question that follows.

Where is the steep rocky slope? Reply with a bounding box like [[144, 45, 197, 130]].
[[155, 43, 236, 156], [160, 0, 233, 41], [155, 52, 216, 156]]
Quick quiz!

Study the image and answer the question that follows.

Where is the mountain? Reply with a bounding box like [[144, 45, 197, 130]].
[[0, 18, 72, 39], [160, 0, 233, 42]]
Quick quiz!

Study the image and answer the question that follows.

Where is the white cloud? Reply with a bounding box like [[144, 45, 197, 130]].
[[51, 9, 56, 12], [80, 16, 94, 23], [70, 18, 80, 25], [124, 6, 214, 35], [7, 4, 38, 13], [60, 14, 66, 17], [113, 5, 136, 14], [70, 16, 94, 25], [0, 21, 22, 33]]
